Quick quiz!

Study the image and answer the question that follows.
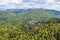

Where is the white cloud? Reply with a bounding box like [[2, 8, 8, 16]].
[[9, 0, 22, 3], [0, 0, 60, 11], [0, 0, 22, 4], [46, 0, 55, 3]]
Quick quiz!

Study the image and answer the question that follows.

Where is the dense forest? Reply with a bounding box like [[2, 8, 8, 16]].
[[0, 10, 60, 40]]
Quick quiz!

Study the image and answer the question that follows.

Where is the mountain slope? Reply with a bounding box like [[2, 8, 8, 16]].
[[18, 10, 55, 21], [6, 8, 60, 18], [0, 8, 59, 23]]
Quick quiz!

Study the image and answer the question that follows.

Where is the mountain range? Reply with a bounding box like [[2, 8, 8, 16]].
[[4, 8, 60, 18], [0, 8, 60, 19], [0, 8, 60, 23], [0, 8, 60, 15]]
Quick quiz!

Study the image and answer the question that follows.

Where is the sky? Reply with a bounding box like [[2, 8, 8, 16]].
[[0, 0, 60, 11]]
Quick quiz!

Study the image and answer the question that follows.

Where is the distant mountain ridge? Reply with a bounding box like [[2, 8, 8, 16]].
[[0, 8, 60, 17], [6, 8, 60, 15], [0, 8, 60, 24]]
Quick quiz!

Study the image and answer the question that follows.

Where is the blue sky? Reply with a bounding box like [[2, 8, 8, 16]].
[[0, 0, 60, 11]]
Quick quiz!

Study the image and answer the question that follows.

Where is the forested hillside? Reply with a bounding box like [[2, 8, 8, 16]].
[[18, 10, 55, 21], [0, 9, 60, 40]]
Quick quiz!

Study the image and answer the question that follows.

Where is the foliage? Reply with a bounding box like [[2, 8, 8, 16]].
[[0, 11, 60, 40], [0, 18, 60, 40], [18, 10, 55, 21]]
